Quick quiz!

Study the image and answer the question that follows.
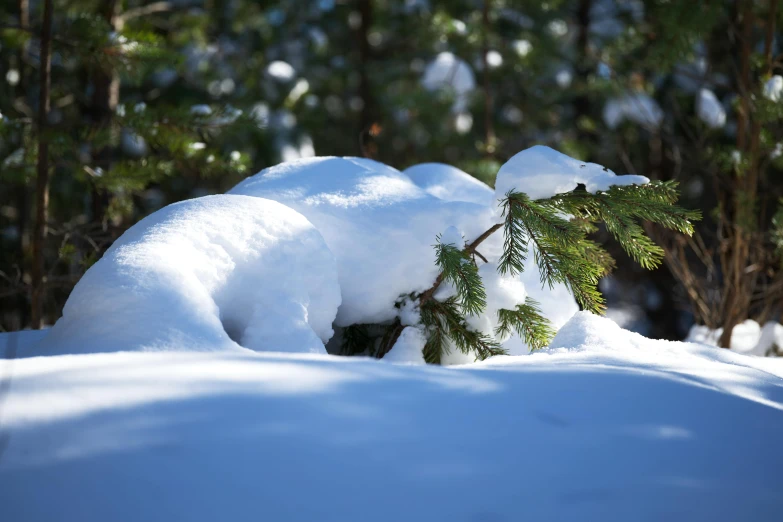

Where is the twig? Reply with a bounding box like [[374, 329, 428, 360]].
[[419, 222, 502, 305]]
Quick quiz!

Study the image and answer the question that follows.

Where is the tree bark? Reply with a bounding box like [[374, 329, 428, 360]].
[[357, 0, 377, 157], [481, 0, 495, 154], [30, 0, 54, 328], [89, 0, 121, 224], [15, 0, 30, 328]]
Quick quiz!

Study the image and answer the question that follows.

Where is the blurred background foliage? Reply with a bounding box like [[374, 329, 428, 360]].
[[1, 0, 783, 345]]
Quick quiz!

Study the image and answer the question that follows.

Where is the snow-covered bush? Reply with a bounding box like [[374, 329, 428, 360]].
[[231, 147, 698, 363], [33, 196, 340, 356], [30, 147, 697, 364]]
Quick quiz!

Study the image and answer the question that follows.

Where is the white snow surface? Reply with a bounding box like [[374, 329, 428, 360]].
[[696, 88, 726, 129], [382, 325, 427, 364], [602, 93, 664, 129], [763, 75, 783, 102], [494, 145, 649, 203], [229, 157, 496, 327], [687, 319, 783, 357], [24, 195, 340, 357], [2, 312, 783, 521], [403, 162, 494, 206], [421, 52, 476, 112]]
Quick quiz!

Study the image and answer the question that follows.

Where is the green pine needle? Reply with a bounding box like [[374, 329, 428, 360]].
[[435, 240, 487, 316], [495, 298, 556, 351]]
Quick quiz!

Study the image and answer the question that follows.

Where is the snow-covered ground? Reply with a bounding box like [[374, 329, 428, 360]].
[[2, 148, 781, 519], [1, 312, 782, 521]]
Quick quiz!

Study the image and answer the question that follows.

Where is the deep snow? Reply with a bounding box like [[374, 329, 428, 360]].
[[228, 156, 497, 327], [1, 313, 782, 522], [27, 195, 340, 356]]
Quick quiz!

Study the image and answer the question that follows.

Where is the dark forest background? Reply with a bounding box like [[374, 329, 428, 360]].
[[2, 0, 783, 347]]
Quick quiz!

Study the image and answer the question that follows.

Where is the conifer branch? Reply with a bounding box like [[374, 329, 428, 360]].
[[495, 298, 555, 350], [435, 241, 487, 316]]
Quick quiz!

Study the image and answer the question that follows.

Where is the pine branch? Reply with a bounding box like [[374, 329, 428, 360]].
[[495, 298, 555, 350], [499, 191, 606, 313], [419, 222, 501, 306], [420, 297, 506, 362], [341, 324, 373, 356], [435, 240, 487, 316]]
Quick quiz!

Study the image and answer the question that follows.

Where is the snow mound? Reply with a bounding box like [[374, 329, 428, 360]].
[[696, 88, 726, 129], [421, 52, 476, 112], [494, 145, 649, 202], [229, 157, 495, 326], [687, 319, 783, 357], [403, 162, 494, 206], [383, 326, 427, 364], [29, 195, 340, 356], [602, 93, 664, 129]]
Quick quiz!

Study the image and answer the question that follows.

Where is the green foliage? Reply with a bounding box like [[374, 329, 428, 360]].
[[420, 297, 505, 364], [415, 179, 699, 363], [435, 239, 486, 316], [771, 200, 783, 263], [341, 324, 374, 356], [496, 299, 555, 351], [499, 191, 607, 313]]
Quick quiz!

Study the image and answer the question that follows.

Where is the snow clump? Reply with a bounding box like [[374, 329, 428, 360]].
[[404, 162, 494, 206], [421, 52, 476, 112], [603, 93, 664, 129], [763, 75, 783, 102], [229, 157, 495, 327], [32, 195, 340, 357], [696, 88, 726, 129], [494, 145, 649, 203]]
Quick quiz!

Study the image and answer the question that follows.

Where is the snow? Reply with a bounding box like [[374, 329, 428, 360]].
[[23, 195, 340, 357], [439, 225, 464, 248], [494, 145, 649, 203], [687, 319, 783, 357], [403, 162, 494, 206], [383, 326, 427, 364], [266, 60, 296, 81], [421, 52, 476, 112], [486, 50, 503, 68], [3, 312, 783, 521], [696, 88, 726, 129], [229, 157, 496, 327], [513, 39, 532, 57], [0, 329, 49, 358], [763, 75, 783, 102], [603, 93, 664, 129], [465, 262, 528, 339]]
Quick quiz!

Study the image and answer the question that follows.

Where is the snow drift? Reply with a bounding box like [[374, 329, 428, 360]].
[[29, 195, 340, 356], [2, 313, 782, 522], [229, 156, 497, 327]]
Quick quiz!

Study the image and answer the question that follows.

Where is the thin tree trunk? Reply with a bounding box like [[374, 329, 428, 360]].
[[16, 0, 30, 328], [30, 0, 54, 328], [718, 0, 764, 348], [481, 0, 495, 154], [574, 0, 591, 127], [90, 0, 120, 225], [357, 0, 376, 157]]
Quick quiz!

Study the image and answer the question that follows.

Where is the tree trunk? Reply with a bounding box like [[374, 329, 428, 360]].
[[90, 0, 121, 225], [574, 0, 591, 126], [16, 0, 30, 328], [481, 0, 495, 155], [357, 0, 376, 158], [30, 0, 54, 329], [718, 0, 769, 348]]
